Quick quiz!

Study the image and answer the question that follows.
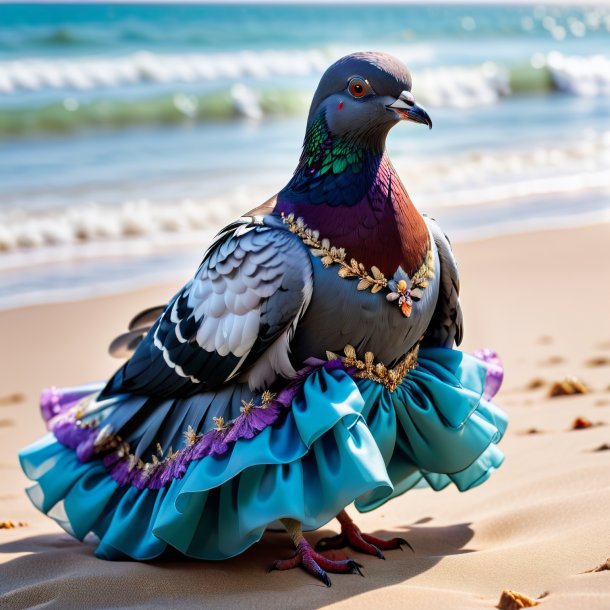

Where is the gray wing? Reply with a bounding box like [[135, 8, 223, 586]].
[[421, 216, 463, 348], [102, 219, 313, 398]]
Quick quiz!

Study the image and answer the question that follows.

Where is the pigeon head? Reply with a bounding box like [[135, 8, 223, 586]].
[[306, 51, 432, 149]]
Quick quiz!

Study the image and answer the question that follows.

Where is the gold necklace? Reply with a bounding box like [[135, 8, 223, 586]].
[[281, 212, 435, 317]]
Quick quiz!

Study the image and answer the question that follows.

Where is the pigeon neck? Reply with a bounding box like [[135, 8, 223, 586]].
[[280, 113, 385, 205], [275, 117, 429, 277]]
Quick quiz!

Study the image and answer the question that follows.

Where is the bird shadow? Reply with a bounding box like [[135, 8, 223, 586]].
[[0, 520, 475, 609]]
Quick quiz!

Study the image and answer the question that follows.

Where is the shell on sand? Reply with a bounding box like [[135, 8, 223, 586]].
[[571, 416, 593, 430], [0, 520, 28, 529], [548, 377, 590, 397], [497, 589, 540, 609]]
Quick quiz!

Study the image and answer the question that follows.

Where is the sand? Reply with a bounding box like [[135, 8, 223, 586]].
[[1, 224, 609, 609]]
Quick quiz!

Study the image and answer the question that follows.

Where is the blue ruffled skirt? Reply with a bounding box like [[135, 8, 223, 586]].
[[19, 347, 507, 561]]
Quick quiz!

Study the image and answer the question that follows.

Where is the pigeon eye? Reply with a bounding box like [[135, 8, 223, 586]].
[[348, 79, 367, 98]]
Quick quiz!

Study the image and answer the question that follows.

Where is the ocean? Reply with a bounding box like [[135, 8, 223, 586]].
[[0, 3, 609, 308]]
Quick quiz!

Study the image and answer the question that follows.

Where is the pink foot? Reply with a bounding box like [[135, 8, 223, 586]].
[[315, 510, 413, 559], [269, 539, 363, 587]]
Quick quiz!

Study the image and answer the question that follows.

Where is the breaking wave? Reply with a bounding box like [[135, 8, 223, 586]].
[[0, 49, 329, 94], [1, 50, 608, 136], [1, 130, 608, 257]]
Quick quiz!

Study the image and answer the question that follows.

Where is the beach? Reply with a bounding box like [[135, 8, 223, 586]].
[[1, 223, 608, 609], [1, 3, 609, 607]]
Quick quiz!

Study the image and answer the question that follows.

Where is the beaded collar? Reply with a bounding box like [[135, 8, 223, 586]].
[[281, 212, 434, 317]]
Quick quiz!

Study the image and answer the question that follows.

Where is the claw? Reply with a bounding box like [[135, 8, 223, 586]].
[[269, 539, 363, 586], [349, 560, 365, 577], [395, 537, 414, 553]]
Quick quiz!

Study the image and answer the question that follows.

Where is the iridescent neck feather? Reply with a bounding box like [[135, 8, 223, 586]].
[[280, 113, 384, 207], [276, 113, 429, 277]]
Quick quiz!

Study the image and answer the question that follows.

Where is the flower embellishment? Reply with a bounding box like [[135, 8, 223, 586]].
[[387, 278, 412, 317], [386, 278, 427, 317]]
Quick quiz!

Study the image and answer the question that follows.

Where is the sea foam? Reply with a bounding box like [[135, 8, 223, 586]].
[[1, 131, 608, 258]]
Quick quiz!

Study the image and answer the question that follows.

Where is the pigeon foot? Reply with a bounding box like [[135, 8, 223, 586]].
[[315, 509, 413, 559], [271, 518, 363, 586]]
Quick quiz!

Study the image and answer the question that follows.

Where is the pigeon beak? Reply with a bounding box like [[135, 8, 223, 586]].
[[388, 91, 432, 129]]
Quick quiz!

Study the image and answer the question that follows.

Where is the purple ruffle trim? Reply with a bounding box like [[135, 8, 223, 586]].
[[46, 358, 348, 491], [45, 350, 501, 491], [41, 386, 95, 429], [52, 417, 98, 462], [473, 348, 504, 400]]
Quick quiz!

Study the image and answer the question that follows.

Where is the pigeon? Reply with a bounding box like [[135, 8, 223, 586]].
[[20, 52, 507, 586]]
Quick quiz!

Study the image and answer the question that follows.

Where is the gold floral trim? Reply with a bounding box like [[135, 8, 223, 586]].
[[281, 212, 434, 314], [327, 343, 419, 392], [282, 211, 387, 292]]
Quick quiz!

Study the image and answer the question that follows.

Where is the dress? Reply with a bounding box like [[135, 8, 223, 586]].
[[19, 215, 507, 561]]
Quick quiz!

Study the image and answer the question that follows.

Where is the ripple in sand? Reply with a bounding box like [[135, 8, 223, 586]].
[[585, 557, 610, 573], [540, 355, 565, 366], [526, 378, 546, 391], [585, 356, 610, 367], [0, 393, 25, 406], [521, 428, 544, 435]]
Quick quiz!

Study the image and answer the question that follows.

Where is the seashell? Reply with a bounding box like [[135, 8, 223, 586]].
[[571, 416, 592, 430], [496, 589, 539, 610], [0, 520, 27, 529], [357, 278, 371, 290], [548, 377, 590, 397], [371, 266, 383, 280], [386, 292, 400, 302], [397, 279, 407, 293]]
